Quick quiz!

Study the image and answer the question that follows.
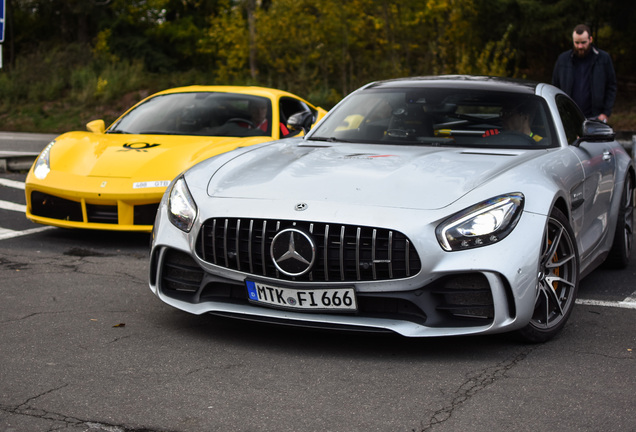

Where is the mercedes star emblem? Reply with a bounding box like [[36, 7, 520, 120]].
[[270, 228, 316, 276]]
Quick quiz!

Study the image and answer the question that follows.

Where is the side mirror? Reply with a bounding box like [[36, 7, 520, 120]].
[[579, 119, 615, 142], [86, 119, 106, 134], [287, 111, 314, 135]]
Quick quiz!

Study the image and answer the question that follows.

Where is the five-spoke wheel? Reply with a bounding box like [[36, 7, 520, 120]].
[[518, 208, 579, 343]]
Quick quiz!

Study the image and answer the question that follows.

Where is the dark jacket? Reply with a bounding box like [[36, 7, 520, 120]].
[[552, 46, 617, 118]]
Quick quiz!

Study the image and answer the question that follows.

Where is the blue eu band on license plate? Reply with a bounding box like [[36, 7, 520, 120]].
[[246, 280, 357, 311]]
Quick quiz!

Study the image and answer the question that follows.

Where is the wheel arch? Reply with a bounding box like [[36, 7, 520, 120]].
[[552, 196, 570, 222]]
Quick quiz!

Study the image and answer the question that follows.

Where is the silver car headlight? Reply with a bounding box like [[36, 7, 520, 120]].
[[33, 140, 55, 180], [436, 193, 524, 251], [168, 176, 198, 232]]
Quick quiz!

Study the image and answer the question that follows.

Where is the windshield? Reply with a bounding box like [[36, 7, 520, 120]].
[[108, 92, 273, 137], [309, 87, 556, 149]]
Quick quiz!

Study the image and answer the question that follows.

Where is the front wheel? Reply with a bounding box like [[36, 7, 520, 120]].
[[517, 208, 579, 343]]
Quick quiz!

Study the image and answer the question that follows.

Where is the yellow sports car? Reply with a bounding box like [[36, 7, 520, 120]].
[[25, 86, 327, 232]]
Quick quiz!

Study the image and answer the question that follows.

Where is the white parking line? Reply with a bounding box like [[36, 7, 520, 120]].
[[0, 178, 26, 190], [576, 293, 636, 310], [0, 226, 54, 240], [0, 199, 26, 213]]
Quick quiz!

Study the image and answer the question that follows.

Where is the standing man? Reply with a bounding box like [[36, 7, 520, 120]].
[[552, 24, 617, 122]]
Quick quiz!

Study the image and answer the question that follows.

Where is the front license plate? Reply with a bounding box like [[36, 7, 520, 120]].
[[246, 280, 357, 312]]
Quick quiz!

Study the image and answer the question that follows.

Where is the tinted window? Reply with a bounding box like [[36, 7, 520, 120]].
[[310, 87, 556, 149], [109, 92, 272, 138], [280, 97, 315, 123], [556, 94, 585, 145]]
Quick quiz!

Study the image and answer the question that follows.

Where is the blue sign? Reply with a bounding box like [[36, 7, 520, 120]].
[[0, 0, 4, 43]]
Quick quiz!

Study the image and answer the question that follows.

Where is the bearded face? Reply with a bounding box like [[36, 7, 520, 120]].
[[573, 31, 593, 58]]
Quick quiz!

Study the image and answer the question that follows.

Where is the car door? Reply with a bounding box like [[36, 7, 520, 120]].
[[556, 95, 616, 257]]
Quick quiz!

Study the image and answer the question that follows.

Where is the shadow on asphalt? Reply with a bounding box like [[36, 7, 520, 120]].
[[155, 307, 534, 362]]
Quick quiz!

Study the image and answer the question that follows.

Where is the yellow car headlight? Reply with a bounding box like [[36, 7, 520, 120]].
[[33, 140, 55, 180]]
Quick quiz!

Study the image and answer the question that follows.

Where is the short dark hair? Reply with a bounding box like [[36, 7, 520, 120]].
[[573, 24, 591, 36]]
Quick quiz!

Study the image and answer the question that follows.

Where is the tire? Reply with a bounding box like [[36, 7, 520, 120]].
[[517, 207, 579, 343], [605, 174, 634, 269]]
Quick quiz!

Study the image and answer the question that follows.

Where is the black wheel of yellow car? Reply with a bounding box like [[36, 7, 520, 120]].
[[518, 207, 579, 343], [605, 173, 634, 269]]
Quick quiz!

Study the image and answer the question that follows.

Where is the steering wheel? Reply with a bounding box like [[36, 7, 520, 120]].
[[224, 118, 255, 128]]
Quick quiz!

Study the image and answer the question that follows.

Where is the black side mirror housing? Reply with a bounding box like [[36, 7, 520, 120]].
[[579, 119, 616, 143], [287, 111, 314, 135]]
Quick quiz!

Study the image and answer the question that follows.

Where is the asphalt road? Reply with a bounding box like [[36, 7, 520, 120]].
[[1, 169, 635, 432]]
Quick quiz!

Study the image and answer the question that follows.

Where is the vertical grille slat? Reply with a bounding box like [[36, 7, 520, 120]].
[[212, 219, 218, 264], [388, 231, 394, 279], [323, 224, 330, 282], [247, 220, 254, 273], [355, 227, 361, 281], [223, 219, 229, 267], [339, 226, 345, 281], [309, 224, 315, 282], [197, 218, 421, 283], [235, 219, 241, 271], [372, 229, 377, 280], [260, 220, 267, 276]]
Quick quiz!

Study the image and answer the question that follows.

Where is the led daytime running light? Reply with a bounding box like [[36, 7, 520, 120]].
[[33, 141, 55, 180], [168, 177, 198, 232], [437, 193, 524, 251]]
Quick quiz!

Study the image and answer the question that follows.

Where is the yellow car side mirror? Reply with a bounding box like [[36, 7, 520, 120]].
[[86, 119, 106, 134]]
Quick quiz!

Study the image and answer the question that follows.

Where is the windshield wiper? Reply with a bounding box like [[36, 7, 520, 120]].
[[106, 130, 130, 134]]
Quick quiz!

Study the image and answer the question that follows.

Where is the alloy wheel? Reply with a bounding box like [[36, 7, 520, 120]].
[[531, 213, 578, 330]]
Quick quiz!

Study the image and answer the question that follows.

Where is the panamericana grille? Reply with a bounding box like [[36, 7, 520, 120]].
[[195, 218, 422, 282]]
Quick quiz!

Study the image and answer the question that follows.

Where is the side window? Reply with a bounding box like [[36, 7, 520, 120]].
[[280, 97, 317, 138], [556, 95, 585, 145], [280, 97, 315, 123]]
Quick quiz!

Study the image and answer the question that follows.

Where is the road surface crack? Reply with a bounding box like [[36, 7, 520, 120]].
[[1, 384, 171, 431], [414, 346, 535, 431]]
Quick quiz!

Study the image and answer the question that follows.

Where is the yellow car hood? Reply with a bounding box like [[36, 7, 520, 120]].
[[49, 131, 269, 179]]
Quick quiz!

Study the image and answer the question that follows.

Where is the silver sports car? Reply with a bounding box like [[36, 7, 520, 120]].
[[149, 76, 634, 342]]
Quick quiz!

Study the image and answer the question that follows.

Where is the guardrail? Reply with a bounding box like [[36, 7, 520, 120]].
[[0, 152, 40, 172]]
